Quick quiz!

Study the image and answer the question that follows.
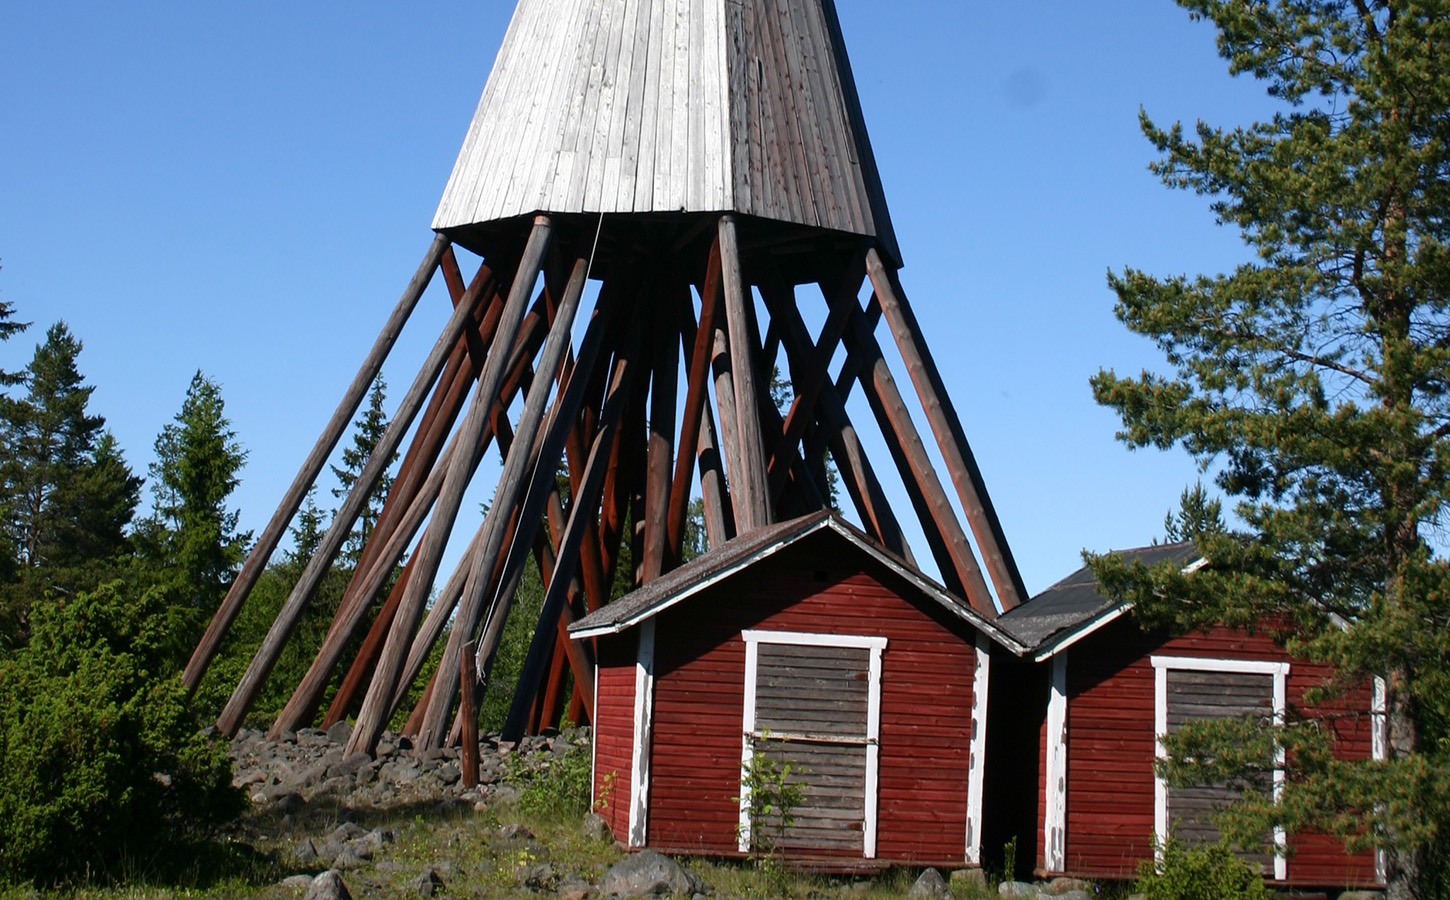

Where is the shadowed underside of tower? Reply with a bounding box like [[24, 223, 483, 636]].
[[185, 0, 1022, 757]]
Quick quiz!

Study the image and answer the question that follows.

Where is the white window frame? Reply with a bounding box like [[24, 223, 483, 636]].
[[738, 629, 886, 858], [1151, 655, 1288, 881]]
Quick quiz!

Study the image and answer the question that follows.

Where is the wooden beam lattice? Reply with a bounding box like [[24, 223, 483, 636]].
[[189, 212, 1021, 751]]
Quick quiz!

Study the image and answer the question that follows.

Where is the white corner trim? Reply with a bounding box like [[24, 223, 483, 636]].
[[738, 629, 885, 858], [1044, 653, 1068, 873], [1372, 675, 1388, 762], [591, 660, 599, 813], [1154, 660, 1168, 860], [1372, 675, 1388, 885], [738, 636, 760, 853], [628, 619, 656, 848], [1151, 655, 1288, 881], [864, 641, 883, 859], [965, 634, 991, 865]]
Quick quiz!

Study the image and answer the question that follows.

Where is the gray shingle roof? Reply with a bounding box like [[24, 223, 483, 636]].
[[997, 542, 1201, 650], [568, 511, 1025, 653]]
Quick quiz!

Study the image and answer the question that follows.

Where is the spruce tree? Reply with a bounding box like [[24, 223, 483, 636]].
[[331, 375, 394, 563], [1090, 3, 1450, 896], [145, 371, 248, 622]]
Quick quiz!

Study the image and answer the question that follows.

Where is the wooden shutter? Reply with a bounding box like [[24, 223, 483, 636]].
[[1164, 668, 1274, 870], [752, 642, 871, 854]]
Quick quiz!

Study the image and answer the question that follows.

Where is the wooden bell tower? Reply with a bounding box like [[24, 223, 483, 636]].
[[184, 0, 1027, 756]]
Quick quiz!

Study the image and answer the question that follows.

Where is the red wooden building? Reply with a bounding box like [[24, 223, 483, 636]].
[[569, 512, 1027, 867], [995, 543, 1386, 890]]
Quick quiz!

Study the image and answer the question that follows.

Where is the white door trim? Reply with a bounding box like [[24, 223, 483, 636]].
[[739, 629, 885, 858], [1151, 655, 1288, 881]]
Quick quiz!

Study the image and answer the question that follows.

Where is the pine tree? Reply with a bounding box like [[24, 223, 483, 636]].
[[1090, 4, 1450, 896], [0, 268, 30, 593], [0, 265, 30, 388], [145, 371, 248, 621], [331, 375, 394, 562], [0, 323, 139, 587]]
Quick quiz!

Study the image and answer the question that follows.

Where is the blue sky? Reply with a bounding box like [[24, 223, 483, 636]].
[[0, 2, 1280, 597]]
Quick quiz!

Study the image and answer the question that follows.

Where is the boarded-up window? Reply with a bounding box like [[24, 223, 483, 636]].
[[1153, 656, 1287, 880], [741, 631, 884, 858]]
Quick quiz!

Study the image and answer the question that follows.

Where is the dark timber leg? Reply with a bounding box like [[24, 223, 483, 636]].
[[185, 235, 447, 696], [346, 216, 555, 757], [217, 257, 494, 737], [718, 215, 772, 529], [867, 248, 1026, 609]]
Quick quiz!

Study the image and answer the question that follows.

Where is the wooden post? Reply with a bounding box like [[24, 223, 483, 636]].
[[460, 641, 479, 789], [762, 256, 864, 499], [667, 259, 723, 561], [841, 305, 997, 617], [718, 215, 772, 530], [803, 294, 882, 467], [184, 234, 448, 695], [273, 327, 481, 735], [416, 253, 597, 749], [272, 278, 547, 735], [641, 277, 680, 581], [320, 552, 417, 728], [764, 287, 912, 560], [501, 330, 636, 741], [215, 254, 494, 737], [867, 249, 1026, 609], [708, 321, 741, 535], [346, 216, 554, 757]]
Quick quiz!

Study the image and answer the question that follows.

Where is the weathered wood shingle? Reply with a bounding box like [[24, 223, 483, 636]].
[[432, 0, 899, 263]]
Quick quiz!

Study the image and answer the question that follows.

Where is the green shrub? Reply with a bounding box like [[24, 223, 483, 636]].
[[1135, 838, 1270, 900], [0, 581, 242, 884], [510, 743, 593, 820]]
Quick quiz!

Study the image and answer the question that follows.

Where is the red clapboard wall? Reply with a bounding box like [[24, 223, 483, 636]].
[[1040, 617, 1378, 887], [601, 530, 981, 865], [592, 637, 636, 839]]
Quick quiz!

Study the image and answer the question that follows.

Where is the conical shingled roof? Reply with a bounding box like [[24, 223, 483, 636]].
[[432, 0, 900, 265]]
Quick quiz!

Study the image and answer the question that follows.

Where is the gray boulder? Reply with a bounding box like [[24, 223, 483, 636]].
[[304, 870, 352, 900], [558, 874, 595, 900], [410, 866, 445, 898], [326, 720, 352, 744], [1042, 878, 1091, 895], [909, 867, 954, 900], [599, 849, 704, 897], [294, 837, 319, 865], [280, 874, 315, 891], [999, 882, 1040, 899], [1338, 894, 1385, 900], [583, 812, 613, 842]]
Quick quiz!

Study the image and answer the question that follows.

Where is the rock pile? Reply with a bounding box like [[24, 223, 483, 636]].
[[229, 721, 586, 813]]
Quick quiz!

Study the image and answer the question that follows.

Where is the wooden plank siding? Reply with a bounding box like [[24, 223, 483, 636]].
[[626, 530, 977, 864], [1046, 618, 1378, 887], [432, 0, 899, 264], [594, 638, 637, 840]]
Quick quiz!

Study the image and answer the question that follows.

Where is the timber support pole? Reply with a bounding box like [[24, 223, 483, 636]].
[[185, 234, 447, 696], [866, 248, 1026, 610]]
